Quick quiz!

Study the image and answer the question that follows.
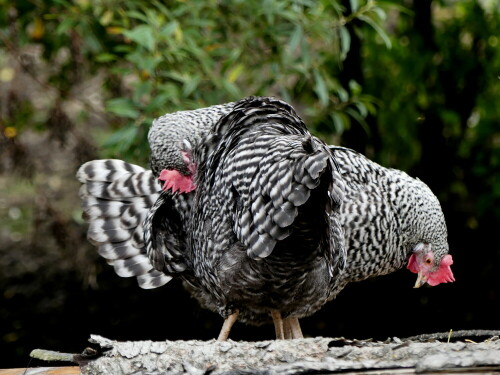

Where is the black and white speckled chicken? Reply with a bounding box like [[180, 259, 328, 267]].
[[329, 147, 454, 292], [179, 96, 346, 338], [77, 97, 454, 340]]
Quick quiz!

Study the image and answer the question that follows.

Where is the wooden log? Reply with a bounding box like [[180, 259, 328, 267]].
[[0, 367, 80, 375], [27, 332, 500, 375]]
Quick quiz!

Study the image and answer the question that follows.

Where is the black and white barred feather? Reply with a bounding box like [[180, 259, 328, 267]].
[[181, 96, 347, 322], [77, 159, 170, 289]]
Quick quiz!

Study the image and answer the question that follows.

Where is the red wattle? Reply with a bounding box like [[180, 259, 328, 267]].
[[159, 169, 196, 193], [427, 254, 455, 286], [406, 254, 419, 274]]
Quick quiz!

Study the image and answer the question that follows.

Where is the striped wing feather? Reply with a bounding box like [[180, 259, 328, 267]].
[[231, 135, 334, 259], [204, 97, 345, 274], [77, 159, 171, 289]]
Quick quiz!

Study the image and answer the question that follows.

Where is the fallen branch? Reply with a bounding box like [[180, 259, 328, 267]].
[[29, 332, 500, 375], [30, 346, 102, 366]]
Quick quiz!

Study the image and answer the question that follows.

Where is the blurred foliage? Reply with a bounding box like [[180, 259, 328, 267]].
[[0, 0, 390, 163], [361, 0, 500, 221], [0, 0, 499, 369]]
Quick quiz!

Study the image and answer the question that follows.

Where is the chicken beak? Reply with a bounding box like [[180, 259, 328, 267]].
[[413, 272, 427, 288]]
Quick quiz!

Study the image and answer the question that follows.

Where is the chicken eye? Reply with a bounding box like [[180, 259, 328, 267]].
[[425, 258, 432, 265]]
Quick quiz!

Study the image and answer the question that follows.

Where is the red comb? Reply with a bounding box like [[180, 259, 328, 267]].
[[159, 169, 196, 193], [427, 254, 455, 286]]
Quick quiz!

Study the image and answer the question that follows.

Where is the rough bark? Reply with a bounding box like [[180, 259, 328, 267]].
[[29, 331, 500, 375]]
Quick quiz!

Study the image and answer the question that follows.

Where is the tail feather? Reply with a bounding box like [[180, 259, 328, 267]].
[[97, 241, 140, 260], [113, 255, 154, 277], [137, 271, 172, 289], [77, 159, 170, 289], [120, 206, 147, 229], [83, 172, 157, 200], [77, 159, 145, 181], [87, 217, 136, 243]]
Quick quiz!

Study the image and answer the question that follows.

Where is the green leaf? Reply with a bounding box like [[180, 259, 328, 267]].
[[330, 112, 350, 133], [114, 45, 134, 54], [100, 10, 114, 26], [349, 0, 359, 12], [160, 21, 179, 38], [220, 79, 242, 99], [375, 1, 413, 15], [328, 78, 350, 103], [123, 25, 156, 51], [183, 74, 202, 96], [345, 107, 370, 134], [56, 18, 75, 35], [103, 124, 138, 153], [221, 48, 243, 71], [226, 64, 245, 83], [146, 91, 177, 113], [124, 50, 162, 73], [359, 14, 392, 49], [106, 98, 140, 119], [152, 0, 171, 17], [95, 53, 117, 63], [339, 26, 351, 61], [132, 81, 153, 103], [288, 24, 303, 52], [370, 6, 387, 21], [125, 10, 149, 23], [349, 79, 363, 95], [354, 102, 368, 117], [313, 69, 329, 107], [364, 100, 377, 115], [141, 55, 162, 73]]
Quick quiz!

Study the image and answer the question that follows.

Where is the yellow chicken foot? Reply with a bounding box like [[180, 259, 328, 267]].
[[283, 317, 304, 339], [217, 310, 239, 341], [271, 310, 285, 339]]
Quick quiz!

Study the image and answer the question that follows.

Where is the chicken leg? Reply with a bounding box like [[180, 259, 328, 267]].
[[283, 316, 304, 339], [271, 310, 285, 339], [217, 310, 239, 341]]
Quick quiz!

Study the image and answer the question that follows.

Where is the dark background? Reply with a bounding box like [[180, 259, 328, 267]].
[[1, 0, 498, 369]]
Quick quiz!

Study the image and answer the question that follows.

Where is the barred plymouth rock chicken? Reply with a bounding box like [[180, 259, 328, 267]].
[[329, 147, 454, 290], [177, 97, 346, 339], [77, 96, 454, 340]]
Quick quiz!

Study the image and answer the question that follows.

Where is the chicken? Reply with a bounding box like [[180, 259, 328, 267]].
[[329, 146, 454, 295], [170, 96, 346, 338], [76, 97, 454, 340]]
